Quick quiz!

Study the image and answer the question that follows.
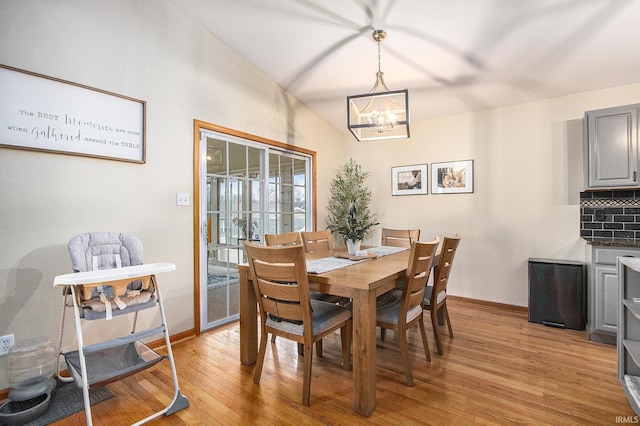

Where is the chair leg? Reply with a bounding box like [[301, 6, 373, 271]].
[[271, 334, 277, 343], [253, 330, 269, 384], [380, 328, 386, 341], [340, 321, 352, 371], [430, 308, 443, 356], [443, 302, 454, 338], [418, 316, 431, 362], [302, 343, 313, 406], [397, 326, 414, 387], [298, 341, 321, 356]]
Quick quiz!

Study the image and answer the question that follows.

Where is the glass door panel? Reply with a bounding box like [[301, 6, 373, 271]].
[[200, 129, 311, 331], [204, 137, 258, 328]]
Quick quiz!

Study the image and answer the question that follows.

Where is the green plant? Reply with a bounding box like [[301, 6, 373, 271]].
[[326, 159, 378, 243], [233, 216, 257, 237]]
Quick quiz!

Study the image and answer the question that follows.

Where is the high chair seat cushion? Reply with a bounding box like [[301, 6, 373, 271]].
[[68, 232, 143, 273]]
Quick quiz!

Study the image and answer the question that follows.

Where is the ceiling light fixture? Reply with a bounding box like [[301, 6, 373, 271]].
[[347, 30, 410, 142]]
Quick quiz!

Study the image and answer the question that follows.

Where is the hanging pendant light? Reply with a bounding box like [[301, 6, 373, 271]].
[[347, 30, 410, 142]]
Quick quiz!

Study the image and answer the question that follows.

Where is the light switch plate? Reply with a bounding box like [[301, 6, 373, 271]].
[[176, 192, 190, 206]]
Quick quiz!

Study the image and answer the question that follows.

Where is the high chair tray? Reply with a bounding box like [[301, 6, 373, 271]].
[[54, 263, 176, 287], [64, 341, 164, 389]]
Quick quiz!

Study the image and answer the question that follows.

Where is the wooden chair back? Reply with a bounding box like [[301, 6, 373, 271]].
[[264, 232, 302, 247], [401, 238, 440, 320], [381, 228, 420, 248], [244, 242, 312, 338], [301, 230, 333, 256], [430, 234, 461, 309], [265, 230, 333, 347]]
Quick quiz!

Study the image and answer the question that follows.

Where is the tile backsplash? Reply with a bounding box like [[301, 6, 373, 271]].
[[580, 190, 640, 239]]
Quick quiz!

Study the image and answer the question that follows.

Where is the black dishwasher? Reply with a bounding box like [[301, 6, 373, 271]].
[[528, 258, 585, 330]]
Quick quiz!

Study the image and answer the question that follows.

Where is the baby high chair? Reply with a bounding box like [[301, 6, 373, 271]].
[[55, 232, 189, 425]]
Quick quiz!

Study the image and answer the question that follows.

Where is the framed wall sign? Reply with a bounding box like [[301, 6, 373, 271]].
[[0, 64, 145, 163], [431, 160, 474, 194], [391, 164, 428, 195]]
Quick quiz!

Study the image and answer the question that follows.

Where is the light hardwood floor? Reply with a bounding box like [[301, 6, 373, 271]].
[[53, 297, 635, 425]]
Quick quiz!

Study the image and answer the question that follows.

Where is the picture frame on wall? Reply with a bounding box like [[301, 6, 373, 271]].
[[431, 160, 474, 194], [391, 164, 428, 196], [0, 64, 146, 163]]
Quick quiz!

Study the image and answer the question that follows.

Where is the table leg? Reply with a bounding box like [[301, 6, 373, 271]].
[[239, 269, 257, 365], [351, 289, 377, 416]]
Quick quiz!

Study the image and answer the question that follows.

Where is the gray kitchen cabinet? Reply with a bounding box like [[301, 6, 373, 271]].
[[617, 257, 640, 415], [584, 104, 639, 189], [589, 246, 640, 344]]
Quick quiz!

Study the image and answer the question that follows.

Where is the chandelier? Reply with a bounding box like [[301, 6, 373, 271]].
[[347, 30, 410, 142]]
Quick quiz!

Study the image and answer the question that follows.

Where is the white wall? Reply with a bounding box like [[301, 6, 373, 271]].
[[0, 0, 344, 389], [347, 84, 640, 306]]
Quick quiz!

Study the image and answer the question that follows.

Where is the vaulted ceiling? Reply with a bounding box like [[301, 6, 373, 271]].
[[171, 0, 640, 135]]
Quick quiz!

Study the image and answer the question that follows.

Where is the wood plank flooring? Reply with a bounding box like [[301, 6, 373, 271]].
[[52, 297, 635, 425]]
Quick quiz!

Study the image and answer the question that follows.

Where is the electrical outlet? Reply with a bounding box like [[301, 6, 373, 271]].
[[0, 334, 14, 356]]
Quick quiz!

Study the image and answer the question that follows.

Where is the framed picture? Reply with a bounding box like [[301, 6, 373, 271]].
[[391, 164, 428, 195], [431, 160, 474, 194], [0, 64, 145, 163]]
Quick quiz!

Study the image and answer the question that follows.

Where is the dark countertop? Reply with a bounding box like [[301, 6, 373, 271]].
[[582, 237, 640, 248]]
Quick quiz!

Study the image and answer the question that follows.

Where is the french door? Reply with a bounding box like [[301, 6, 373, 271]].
[[197, 124, 314, 331]]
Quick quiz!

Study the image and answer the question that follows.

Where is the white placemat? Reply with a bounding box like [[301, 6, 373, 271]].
[[365, 246, 408, 257], [306, 246, 408, 274], [306, 257, 358, 274]]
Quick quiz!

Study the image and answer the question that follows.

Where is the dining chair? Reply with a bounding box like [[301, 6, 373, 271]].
[[301, 229, 349, 289], [244, 242, 352, 406], [264, 231, 302, 247], [376, 237, 439, 386], [265, 231, 330, 353], [381, 228, 420, 248], [300, 229, 349, 356], [264, 232, 303, 345], [381, 228, 421, 294], [423, 234, 461, 355], [301, 230, 333, 256]]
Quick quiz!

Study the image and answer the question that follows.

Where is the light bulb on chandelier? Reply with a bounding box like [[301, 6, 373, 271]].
[[347, 30, 410, 141], [368, 109, 397, 132]]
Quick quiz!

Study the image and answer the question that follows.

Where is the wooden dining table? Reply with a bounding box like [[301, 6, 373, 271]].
[[237, 247, 416, 417]]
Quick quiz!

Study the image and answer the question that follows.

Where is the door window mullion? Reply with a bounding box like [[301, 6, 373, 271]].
[[199, 128, 313, 331]]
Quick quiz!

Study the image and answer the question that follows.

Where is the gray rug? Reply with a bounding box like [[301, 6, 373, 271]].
[[21, 378, 114, 426]]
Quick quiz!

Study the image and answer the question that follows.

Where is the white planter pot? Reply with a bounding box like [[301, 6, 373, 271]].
[[346, 239, 361, 255]]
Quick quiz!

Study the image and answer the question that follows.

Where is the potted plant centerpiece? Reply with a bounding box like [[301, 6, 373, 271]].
[[327, 159, 378, 254]]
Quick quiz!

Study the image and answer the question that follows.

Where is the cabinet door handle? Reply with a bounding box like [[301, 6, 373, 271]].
[[635, 171, 637, 182]]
